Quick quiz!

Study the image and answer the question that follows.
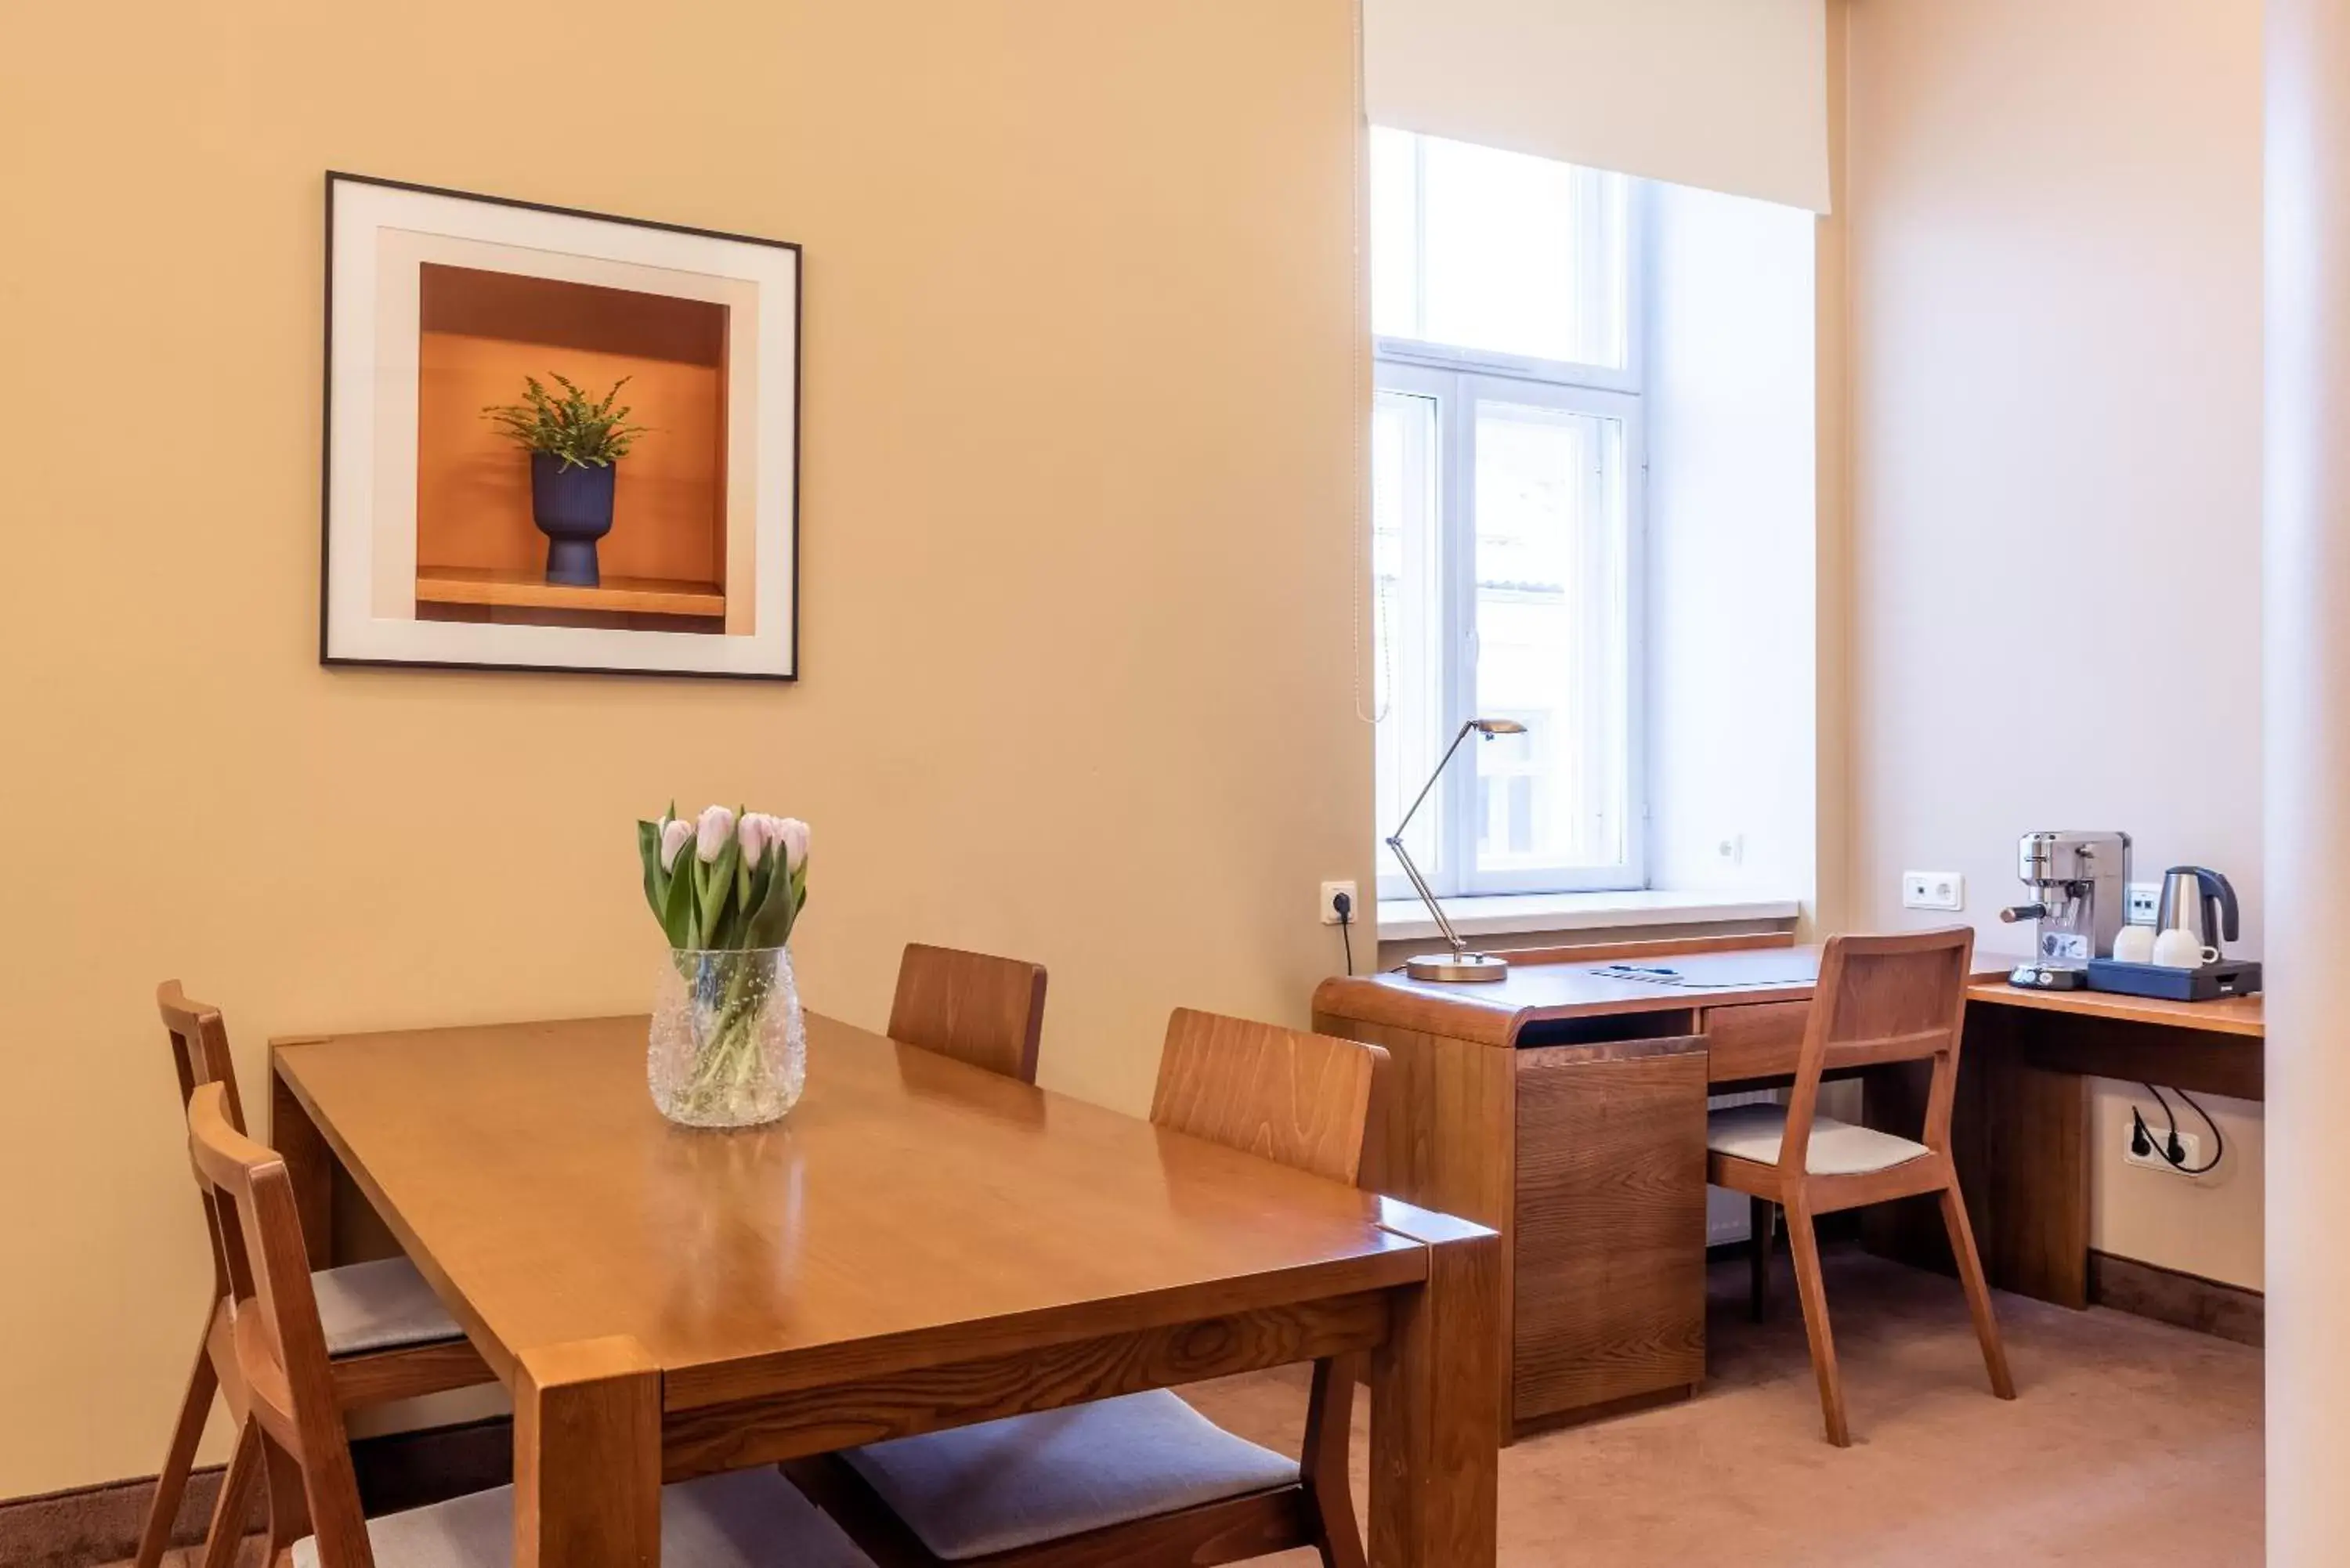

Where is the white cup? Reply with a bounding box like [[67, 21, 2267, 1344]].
[[2150, 928, 2221, 970], [2110, 924, 2157, 965]]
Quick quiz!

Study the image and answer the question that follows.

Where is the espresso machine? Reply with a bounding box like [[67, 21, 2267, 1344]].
[[1998, 830, 2132, 989]]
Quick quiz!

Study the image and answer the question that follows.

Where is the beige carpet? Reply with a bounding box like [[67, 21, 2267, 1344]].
[[1183, 1245, 2263, 1567], [102, 1248, 2261, 1568]]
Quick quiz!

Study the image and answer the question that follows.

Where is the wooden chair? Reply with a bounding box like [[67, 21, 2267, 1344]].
[[790, 1007, 1387, 1568], [888, 943, 1049, 1083], [138, 983, 495, 1568], [1707, 929, 2017, 1446], [178, 1080, 872, 1567]]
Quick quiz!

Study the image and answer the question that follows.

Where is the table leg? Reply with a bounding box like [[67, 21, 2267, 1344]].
[[268, 1063, 334, 1268], [1368, 1222, 1502, 1567], [515, 1338, 661, 1567], [1975, 1018, 2091, 1308]]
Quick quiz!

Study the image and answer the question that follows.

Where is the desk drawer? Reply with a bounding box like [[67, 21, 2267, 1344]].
[[1702, 1000, 1811, 1084], [1511, 1042, 1706, 1424]]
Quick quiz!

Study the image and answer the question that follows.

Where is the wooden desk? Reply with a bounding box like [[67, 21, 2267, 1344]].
[[272, 1013, 1500, 1567], [1312, 941, 2263, 1436], [1904, 977, 2263, 1313]]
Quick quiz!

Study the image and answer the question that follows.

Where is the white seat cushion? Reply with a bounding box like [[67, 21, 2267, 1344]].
[[1707, 1103, 1932, 1177], [291, 1468, 871, 1568], [313, 1257, 464, 1358], [844, 1389, 1300, 1561]]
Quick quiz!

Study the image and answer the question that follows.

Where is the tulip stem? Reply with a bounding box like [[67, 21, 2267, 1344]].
[[669, 951, 781, 1123]]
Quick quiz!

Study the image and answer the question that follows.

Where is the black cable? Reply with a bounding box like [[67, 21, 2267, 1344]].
[[2148, 1085, 2182, 1162], [1335, 891, 1355, 976], [2173, 1086, 2227, 1174], [2140, 1082, 2224, 1176]]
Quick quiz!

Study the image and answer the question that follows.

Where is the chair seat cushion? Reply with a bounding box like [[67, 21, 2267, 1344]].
[[844, 1389, 1300, 1561], [291, 1468, 870, 1568], [1707, 1104, 1932, 1176], [313, 1257, 465, 1358]]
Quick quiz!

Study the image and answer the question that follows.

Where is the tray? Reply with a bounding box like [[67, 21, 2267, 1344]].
[[2084, 957, 2263, 1002]]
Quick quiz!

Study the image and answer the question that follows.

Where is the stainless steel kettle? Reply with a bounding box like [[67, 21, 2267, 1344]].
[[2155, 866, 2240, 955]]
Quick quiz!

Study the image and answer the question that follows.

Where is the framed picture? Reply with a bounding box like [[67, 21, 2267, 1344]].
[[321, 172, 801, 678]]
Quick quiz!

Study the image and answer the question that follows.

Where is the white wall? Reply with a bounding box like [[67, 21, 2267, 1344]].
[[1846, 0, 2264, 1284], [1647, 179, 1819, 908], [1645, 178, 1822, 1251]]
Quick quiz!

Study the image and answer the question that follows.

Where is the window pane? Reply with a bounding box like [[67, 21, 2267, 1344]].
[[1370, 128, 1629, 370], [1372, 388, 1444, 885], [1472, 397, 1630, 875]]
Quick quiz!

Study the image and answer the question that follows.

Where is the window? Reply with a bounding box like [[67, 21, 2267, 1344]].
[[1371, 128, 1644, 898]]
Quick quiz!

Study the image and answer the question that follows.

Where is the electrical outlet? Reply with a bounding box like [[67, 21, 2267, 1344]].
[[2126, 882, 2161, 924], [2124, 1124, 2205, 1174], [1900, 871, 1965, 912], [1319, 880, 1358, 926]]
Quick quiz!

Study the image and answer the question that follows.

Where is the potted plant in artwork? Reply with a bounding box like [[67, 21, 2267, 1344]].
[[637, 806, 812, 1128], [483, 374, 648, 588]]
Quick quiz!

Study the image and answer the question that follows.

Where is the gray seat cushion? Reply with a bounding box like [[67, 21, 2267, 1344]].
[[844, 1389, 1300, 1561], [313, 1257, 465, 1357], [291, 1468, 871, 1568], [1707, 1104, 1932, 1176]]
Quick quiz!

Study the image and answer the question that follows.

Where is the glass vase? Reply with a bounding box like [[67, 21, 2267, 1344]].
[[648, 946, 806, 1128]]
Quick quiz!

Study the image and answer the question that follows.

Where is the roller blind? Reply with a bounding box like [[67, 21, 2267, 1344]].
[[1363, 0, 1831, 215]]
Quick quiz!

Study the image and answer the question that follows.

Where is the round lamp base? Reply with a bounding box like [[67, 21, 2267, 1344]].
[[1403, 952, 1511, 983]]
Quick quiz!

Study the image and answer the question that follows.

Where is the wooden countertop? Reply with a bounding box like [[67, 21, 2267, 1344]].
[[1314, 943, 2265, 1045], [1964, 979, 2265, 1037]]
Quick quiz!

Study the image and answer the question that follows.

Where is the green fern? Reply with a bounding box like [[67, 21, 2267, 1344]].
[[482, 373, 650, 468]]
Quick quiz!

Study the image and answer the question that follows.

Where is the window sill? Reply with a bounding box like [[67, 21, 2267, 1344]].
[[1374, 890, 1802, 942]]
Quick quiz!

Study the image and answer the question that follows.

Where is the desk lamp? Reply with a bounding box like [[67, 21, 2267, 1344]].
[[1386, 717, 1526, 982]]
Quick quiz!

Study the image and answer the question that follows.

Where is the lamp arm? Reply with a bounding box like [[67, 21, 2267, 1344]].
[[1384, 718, 1484, 959], [1386, 833, 1467, 956], [1393, 720, 1479, 840]]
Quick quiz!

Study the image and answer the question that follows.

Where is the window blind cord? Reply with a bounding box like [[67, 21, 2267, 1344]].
[[1350, 0, 1390, 728]]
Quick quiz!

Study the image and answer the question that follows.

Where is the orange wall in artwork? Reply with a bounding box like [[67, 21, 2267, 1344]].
[[414, 266, 730, 589]]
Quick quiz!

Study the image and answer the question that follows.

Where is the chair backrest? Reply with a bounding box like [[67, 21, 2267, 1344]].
[[160, 981, 250, 1300], [1150, 1008, 1387, 1186], [1781, 927, 1976, 1176], [888, 943, 1049, 1083], [160, 980, 247, 1129], [185, 1082, 375, 1567]]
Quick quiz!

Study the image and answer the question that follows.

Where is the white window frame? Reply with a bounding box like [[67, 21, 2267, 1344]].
[[1372, 170, 1649, 903]]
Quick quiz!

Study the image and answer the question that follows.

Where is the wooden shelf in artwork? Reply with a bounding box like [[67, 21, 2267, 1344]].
[[414, 567, 725, 619]]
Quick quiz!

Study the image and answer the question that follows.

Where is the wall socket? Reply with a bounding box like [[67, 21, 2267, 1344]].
[[2124, 1123, 2206, 1174], [2126, 882, 2162, 924], [1900, 870, 1965, 911], [1319, 880, 1359, 926]]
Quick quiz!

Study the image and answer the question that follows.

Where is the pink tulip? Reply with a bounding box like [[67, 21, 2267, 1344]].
[[776, 818, 810, 874], [737, 811, 781, 869], [659, 817, 693, 873], [695, 804, 736, 863]]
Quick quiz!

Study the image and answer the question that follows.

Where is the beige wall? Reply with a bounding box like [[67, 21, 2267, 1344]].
[[2264, 1, 2350, 1550], [1814, 0, 1853, 942], [1844, 0, 2265, 1285], [0, 1, 1366, 1498]]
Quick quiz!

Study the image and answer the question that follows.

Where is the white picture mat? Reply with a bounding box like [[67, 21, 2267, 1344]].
[[325, 178, 797, 676]]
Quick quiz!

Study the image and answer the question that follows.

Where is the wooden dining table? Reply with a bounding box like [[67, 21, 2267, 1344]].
[[268, 1010, 1501, 1567]]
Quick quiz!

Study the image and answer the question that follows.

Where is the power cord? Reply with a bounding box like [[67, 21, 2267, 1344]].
[[2131, 1082, 2225, 1176], [1334, 889, 1355, 976]]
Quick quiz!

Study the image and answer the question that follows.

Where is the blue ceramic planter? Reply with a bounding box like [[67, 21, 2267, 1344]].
[[530, 453, 617, 587]]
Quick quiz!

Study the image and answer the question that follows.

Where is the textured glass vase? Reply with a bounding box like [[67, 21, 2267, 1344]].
[[648, 947, 806, 1128]]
